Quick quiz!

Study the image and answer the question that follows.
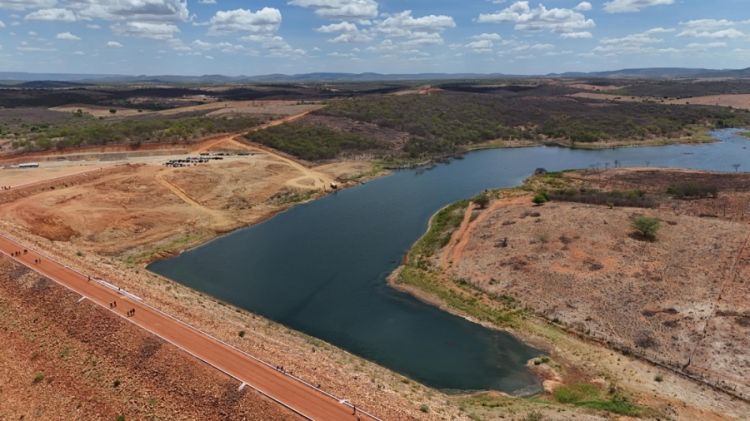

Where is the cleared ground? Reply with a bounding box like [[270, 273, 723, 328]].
[[572, 91, 750, 110], [438, 169, 750, 402], [0, 135, 347, 263], [50, 100, 324, 119]]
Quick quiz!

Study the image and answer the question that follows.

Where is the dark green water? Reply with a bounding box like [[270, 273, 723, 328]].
[[149, 129, 750, 394]]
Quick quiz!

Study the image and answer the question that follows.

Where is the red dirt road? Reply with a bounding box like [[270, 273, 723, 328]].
[[0, 233, 379, 421]]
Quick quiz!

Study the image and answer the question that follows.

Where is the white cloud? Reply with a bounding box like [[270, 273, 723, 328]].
[[317, 21, 358, 33], [192, 39, 248, 53], [68, 0, 189, 22], [591, 27, 678, 55], [603, 0, 674, 13], [686, 41, 727, 51], [465, 39, 494, 53], [316, 21, 371, 43], [574, 2, 592, 12], [73, 50, 84, 55], [464, 33, 503, 53], [17, 45, 57, 52], [680, 19, 734, 31], [288, 0, 378, 20], [106, 40, 123, 47], [25, 8, 76, 22], [208, 7, 281, 35], [111, 21, 180, 40], [56, 31, 80, 40], [0, 0, 57, 11], [377, 10, 455, 39], [0, 20, 4, 28], [478, 1, 595, 38], [328, 51, 356, 58], [199, 0, 216, 3], [561, 31, 592, 39], [472, 33, 502, 41], [678, 20, 746, 39], [254, 35, 305, 58], [600, 27, 671, 45]]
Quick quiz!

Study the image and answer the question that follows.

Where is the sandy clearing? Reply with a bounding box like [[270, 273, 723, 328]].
[[571, 92, 750, 111], [666, 93, 750, 110], [0, 164, 108, 189], [154, 171, 234, 228], [51, 100, 324, 119], [567, 83, 624, 92]]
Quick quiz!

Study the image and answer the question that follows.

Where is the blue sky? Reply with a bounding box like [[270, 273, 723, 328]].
[[0, 0, 749, 76]]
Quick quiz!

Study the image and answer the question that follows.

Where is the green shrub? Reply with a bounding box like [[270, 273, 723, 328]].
[[523, 411, 544, 421], [666, 183, 718, 199], [547, 188, 655, 208], [553, 383, 641, 416], [473, 192, 490, 209], [632, 216, 661, 240], [532, 192, 549, 205], [32, 372, 45, 384], [553, 383, 599, 404]]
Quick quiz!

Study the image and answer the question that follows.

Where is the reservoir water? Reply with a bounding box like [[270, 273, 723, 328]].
[[149, 129, 750, 393]]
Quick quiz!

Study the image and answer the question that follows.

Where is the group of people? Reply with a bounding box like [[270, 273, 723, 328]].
[[1, 186, 12, 190], [109, 300, 136, 318], [9, 249, 41, 264]]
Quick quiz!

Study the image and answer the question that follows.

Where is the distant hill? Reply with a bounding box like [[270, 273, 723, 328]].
[[1, 67, 749, 85], [552, 67, 750, 79], [14, 80, 90, 88]]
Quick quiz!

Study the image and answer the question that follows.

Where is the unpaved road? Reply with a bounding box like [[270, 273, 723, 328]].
[[190, 110, 335, 191], [0, 234, 379, 421]]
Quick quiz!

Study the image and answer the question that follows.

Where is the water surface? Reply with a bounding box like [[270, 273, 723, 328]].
[[149, 129, 749, 393]]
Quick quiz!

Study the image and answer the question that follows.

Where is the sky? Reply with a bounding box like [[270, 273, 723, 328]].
[[0, 0, 749, 76]]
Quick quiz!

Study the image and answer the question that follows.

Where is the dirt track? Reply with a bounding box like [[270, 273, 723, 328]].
[[0, 233, 378, 421]]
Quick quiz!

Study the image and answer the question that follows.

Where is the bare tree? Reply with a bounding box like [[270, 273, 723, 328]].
[[733, 163, 741, 172]]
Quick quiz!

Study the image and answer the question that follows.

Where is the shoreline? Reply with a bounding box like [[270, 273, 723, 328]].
[[3, 130, 748, 419], [386, 206, 750, 403], [385, 166, 750, 418], [144, 128, 735, 266]]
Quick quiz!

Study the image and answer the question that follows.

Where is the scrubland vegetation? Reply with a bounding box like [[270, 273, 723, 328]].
[[10, 115, 262, 151], [250, 123, 377, 160], [309, 91, 750, 159]]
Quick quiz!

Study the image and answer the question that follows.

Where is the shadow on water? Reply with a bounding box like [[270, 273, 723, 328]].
[[148, 129, 750, 393]]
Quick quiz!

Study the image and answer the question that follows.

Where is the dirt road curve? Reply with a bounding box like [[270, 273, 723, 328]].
[[0, 234, 379, 421]]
